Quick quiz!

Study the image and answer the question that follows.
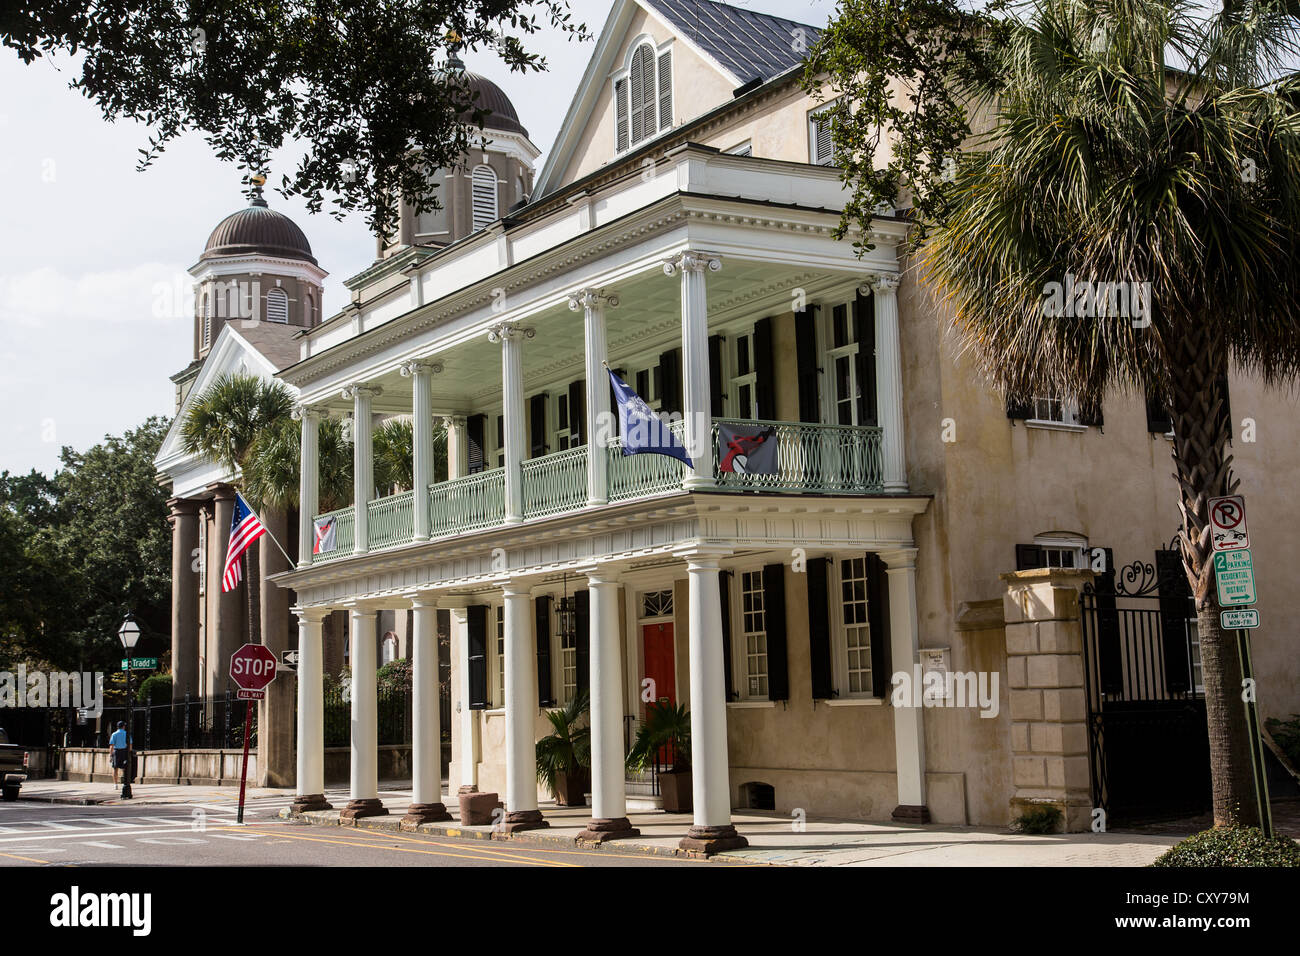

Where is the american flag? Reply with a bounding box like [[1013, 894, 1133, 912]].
[[222, 493, 266, 592]]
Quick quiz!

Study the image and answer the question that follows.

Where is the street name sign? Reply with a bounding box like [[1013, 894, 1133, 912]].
[[120, 658, 158, 671], [1208, 495, 1250, 552], [1221, 608, 1260, 629], [1213, 549, 1257, 607]]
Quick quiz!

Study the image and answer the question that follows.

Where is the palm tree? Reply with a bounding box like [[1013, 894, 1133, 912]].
[[244, 416, 355, 514], [813, 0, 1300, 826], [535, 690, 591, 803], [371, 416, 449, 495], [180, 374, 296, 648]]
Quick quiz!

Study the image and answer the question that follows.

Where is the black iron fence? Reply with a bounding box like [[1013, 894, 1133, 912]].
[[94, 692, 255, 751], [323, 684, 413, 748]]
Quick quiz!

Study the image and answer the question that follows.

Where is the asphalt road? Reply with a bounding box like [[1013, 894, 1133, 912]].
[[0, 798, 742, 868]]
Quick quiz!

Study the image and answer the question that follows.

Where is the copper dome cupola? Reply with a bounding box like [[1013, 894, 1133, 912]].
[[445, 51, 529, 138], [201, 189, 317, 264]]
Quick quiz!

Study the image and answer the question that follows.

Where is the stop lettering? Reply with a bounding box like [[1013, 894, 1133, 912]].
[[229, 643, 278, 692]]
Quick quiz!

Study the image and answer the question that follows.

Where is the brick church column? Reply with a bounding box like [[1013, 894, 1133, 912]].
[[1001, 568, 1093, 832], [208, 484, 243, 695], [168, 498, 200, 701]]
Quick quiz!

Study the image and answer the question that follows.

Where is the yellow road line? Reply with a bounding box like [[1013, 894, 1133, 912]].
[[0, 849, 51, 864], [216, 827, 573, 867], [278, 825, 584, 867]]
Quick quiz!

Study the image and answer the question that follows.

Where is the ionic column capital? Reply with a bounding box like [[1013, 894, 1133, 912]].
[[341, 382, 383, 400], [292, 403, 327, 423], [567, 288, 620, 311], [441, 414, 467, 430], [399, 358, 444, 378], [878, 547, 919, 571], [663, 251, 722, 276], [292, 605, 333, 624], [860, 272, 902, 296], [487, 322, 535, 344]]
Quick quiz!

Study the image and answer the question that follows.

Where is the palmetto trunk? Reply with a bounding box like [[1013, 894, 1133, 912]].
[[1167, 322, 1257, 828]]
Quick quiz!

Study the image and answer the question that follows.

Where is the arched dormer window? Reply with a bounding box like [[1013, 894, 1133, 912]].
[[266, 287, 289, 323], [471, 165, 499, 231], [614, 41, 671, 153]]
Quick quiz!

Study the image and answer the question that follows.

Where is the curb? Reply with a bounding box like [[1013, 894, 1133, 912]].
[[18, 793, 113, 806], [281, 807, 743, 862]]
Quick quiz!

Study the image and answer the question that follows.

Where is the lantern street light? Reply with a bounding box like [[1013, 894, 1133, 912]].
[[117, 615, 141, 800]]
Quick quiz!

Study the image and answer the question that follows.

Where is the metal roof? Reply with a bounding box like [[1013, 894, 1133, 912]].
[[645, 0, 822, 84]]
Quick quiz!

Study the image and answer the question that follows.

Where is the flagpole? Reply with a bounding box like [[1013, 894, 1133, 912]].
[[235, 490, 295, 567]]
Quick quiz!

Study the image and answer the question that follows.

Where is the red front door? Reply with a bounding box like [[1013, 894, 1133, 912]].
[[642, 622, 675, 706]]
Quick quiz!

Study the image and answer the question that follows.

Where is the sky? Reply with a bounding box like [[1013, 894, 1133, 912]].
[[0, 0, 837, 477]]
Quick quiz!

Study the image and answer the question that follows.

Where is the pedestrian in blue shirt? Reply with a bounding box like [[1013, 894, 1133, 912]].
[[108, 721, 131, 786]]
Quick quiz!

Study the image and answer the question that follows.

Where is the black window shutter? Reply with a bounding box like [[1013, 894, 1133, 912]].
[[866, 553, 891, 697], [568, 379, 586, 444], [1006, 395, 1033, 421], [1144, 386, 1172, 434], [807, 557, 833, 700], [762, 563, 789, 702], [719, 570, 735, 701], [467, 605, 488, 710], [535, 596, 555, 707], [528, 393, 548, 458], [575, 589, 590, 697], [794, 305, 821, 424], [753, 316, 777, 420], [852, 290, 878, 426], [1156, 548, 1194, 694], [1094, 547, 1123, 695], [659, 348, 682, 415], [708, 335, 726, 418], [1015, 544, 1045, 570], [1077, 395, 1104, 428], [466, 414, 487, 474]]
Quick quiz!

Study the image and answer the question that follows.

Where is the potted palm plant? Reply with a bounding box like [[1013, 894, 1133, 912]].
[[626, 700, 692, 813], [535, 691, 591, 807]]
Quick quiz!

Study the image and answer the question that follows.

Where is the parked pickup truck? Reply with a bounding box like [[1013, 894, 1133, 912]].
[[0, 728, 29, 800]]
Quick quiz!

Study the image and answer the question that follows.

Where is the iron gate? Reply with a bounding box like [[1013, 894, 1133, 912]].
[[1079, 550, 1212, 823]]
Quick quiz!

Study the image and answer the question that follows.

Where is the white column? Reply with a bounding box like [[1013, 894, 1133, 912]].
[[341, 606, 386, 819], [401, 360, 442, 541], [447, 600, 479, 792], [343, 383, 381, 554], [881, 548, 928, 821], [489, 324, 533, 524], [664, 252, 721, 488], [403, 596, 450, 824], [291, 606, 331, 813], [568, 289, 617, 506], [578, 570, 638, 842], [294, 406, 322, 568], [502, 580, 547, 830], [443, 415, 468, 480], [679, 550, 747, 854], [864, 273, 907, 493]]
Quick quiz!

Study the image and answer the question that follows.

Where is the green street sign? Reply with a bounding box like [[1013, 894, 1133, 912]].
[[1213, 548, 1257, 607], [1221, 608, 1260, 629], [120, 658, 158, 671]]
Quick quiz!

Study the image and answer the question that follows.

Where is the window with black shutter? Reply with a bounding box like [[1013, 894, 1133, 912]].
[[762, 563, 789, 702], [1145, 385, 1173, 434], [1015, 544, 1046, 570], [807, 557, 834, 700], [528, 393, 548, 458], [866, 553, 891, 698], [1077, 395, 1104, 429], [574, 590, 590, 697], [719, 570, 735, 701], [708, 335, 726, 418], [466, 414, 487, 474], [852, 291, 878, 427], [535, 596, 555, 707], [568, 379, 586, 445], [659, 348, 682, 415], [794, 305, 821, 424], [1006, 395, 1034, 421], [753, 316, 777, 420], [467, 605, 489, 710]]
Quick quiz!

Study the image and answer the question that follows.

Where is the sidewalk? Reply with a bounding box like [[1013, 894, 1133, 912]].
[[16, 778, 1183, 866]]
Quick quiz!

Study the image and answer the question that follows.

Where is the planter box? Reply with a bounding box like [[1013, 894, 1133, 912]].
[[554, 768, 591, 807], [659, 770, 692, 813]]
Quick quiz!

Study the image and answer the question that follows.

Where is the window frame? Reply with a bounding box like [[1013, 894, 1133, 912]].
[[612, 37, 674, 155], [470, 164, 500, 232], [808, 100, 839, 166], [816, 296, 865, 427], [265, 286, 290, 324], [726, 563, 770, 702], [831, 555, 876, 700]]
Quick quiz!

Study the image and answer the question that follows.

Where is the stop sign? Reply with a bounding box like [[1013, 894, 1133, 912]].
[[229, 643, 278, 692]]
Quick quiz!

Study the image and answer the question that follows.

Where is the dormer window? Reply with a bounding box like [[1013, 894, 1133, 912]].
[[471, 164, 499, 231], [614, 40, 672, 153]]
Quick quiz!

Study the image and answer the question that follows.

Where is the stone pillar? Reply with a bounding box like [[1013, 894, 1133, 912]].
[[863, 272, 907, 493], [489, 324, 533, 524], [401, 360, 442, 541], [1001, 568, 1093, 832], [578, 570, 638, 843], [569, 288, 617, 506], [294, 405, 323, 567], [444, 415, 468, 480], [343, 383, 380, 555], [257, 507, 294, 787], [881, 548, 929, 822], [447, 599, 479, 792], [679, 550, 747, 855], [292, 607, 331, 813], [404, 596, 451, 825], [341, 607, 386, 821], [168, 498, 200, 701], [209, 485, 242, 695], [664, 251, 721, 488], [502, 580, 547, 832]]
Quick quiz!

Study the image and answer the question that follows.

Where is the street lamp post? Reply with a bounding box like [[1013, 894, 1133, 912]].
[[118, 615, 141, 800]]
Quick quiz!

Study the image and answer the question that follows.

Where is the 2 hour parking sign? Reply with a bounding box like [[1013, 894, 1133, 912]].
[[1213, 548, 1257, 607]]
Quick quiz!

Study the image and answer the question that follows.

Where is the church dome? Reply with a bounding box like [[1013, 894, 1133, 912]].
[[444, 53, 528, 138], [201, 192, 316, 264]]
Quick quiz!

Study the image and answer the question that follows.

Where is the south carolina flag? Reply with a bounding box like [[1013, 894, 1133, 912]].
[[607, 368, 693, 467]]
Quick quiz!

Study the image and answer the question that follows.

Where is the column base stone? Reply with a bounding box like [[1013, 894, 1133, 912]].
[[290, 793, 332, 814], [891, 804, 931, 824], [577, 817, 641, 844], [401, 802, 452, 828], [678, 824, 748, 856], [502, 808, 549, 834], [339, 798, 388, 823]]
